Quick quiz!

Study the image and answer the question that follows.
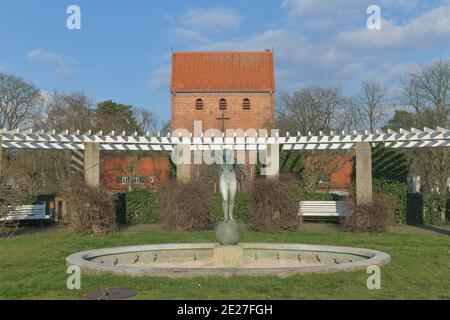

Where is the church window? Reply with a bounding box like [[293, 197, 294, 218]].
[[243, 98, 251, 110], [195, 98, 204, 110], [219, 98, 227, 110]]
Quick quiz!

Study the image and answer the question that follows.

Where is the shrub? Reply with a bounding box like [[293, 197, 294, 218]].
[[300, 192, 345, 201], [373, 178, 408, 224], [422, 193, 447, 225], [446, 198, 450, 223], [406, 193, 423, 225], [0, 171, 20, 238], [159, 180, 213, 231], [125, 190, 159, 224], [344, 192, 397, 233], [65, 178, 116, 235], [211, 192, 251, 222], [247, 175, 300, 231], [114, 192, 127, 224]]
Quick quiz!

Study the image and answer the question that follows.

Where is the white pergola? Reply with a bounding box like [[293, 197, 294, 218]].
[[1, 127, 449, 204], [1, 127, 449, 151]]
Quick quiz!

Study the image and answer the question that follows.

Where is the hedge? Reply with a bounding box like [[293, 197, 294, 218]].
[[116, 190, 251, 225], [300, 192, 345, 201], [373, 178, 449, 225], [211, 192, 251, 222], [373, 178, 408, 224], [118, 190, 159, 224], [422, 193, 448, 225], [405, 193, 423, 225]]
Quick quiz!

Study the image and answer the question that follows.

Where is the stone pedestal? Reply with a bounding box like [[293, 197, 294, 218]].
[[213, 245, 243, 268], [216, 220, 240, 245]]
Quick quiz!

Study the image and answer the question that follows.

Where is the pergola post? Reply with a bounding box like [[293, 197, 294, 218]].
[[84, 142, 100, 186], [175, 144, 191, 183], [262, 143, 279, 180], [356, 142, 373, 205]]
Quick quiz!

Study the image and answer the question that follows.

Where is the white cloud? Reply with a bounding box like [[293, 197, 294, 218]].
[[150, 64, 171, 91], [337, 4, 450, 50], [26, 49, 76, 78], [169, 28, 210, 44], [181, 8, 242, 34], [152, 1, 449, 97]]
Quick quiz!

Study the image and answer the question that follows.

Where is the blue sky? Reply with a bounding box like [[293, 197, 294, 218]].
[[1, 0, 449, 123]]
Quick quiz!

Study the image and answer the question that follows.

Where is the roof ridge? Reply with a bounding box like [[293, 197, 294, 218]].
[[172, 51, 273, 55]]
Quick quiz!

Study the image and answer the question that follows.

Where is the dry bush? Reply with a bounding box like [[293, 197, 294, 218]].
[[0, 166, 32, 238], [65, 177, 116, 235], [344, 192, 397, 233], [247, 174, 301, 231], [159, 180, 213, 232], [0, 170, 20, 238]]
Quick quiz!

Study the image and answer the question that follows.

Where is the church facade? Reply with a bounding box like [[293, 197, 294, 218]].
[[170, 51, 276, 133], [170, 51, 276, 182]]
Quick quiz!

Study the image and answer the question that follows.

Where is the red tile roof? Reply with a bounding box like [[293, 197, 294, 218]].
[[170, 51, 275, 92]]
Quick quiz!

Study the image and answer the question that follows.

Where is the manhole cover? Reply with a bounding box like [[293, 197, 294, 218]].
[[85, 288, 137, 300]]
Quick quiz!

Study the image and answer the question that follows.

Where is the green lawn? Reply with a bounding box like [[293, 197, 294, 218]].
[[0, 224, 449, 300]]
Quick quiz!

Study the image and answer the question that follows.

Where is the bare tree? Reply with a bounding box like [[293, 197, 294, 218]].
[[34, 91, 95, 132], [402, 59, 450, 196], [277, 86, 345, 135], [0, 73, 41, 129], [135, 107, 158, 134], [354, 80, 389, 131], [277, 87, 351, 192]]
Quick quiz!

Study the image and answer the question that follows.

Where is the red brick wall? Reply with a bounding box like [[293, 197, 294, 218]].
[[101, 155, 170, 191], [316, 154, 354, 191], [171, 92, 275, 132]]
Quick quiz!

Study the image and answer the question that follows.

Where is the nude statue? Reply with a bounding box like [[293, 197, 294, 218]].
[[219, 149, 243, 222]]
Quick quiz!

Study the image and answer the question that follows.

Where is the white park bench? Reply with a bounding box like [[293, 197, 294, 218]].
[[0, 205, 51, 224], [299, 201, 350, 219]]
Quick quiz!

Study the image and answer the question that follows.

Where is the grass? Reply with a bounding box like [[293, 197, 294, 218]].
[[0, 224, 449, 300]]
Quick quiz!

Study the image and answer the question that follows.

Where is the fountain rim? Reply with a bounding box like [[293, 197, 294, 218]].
[[66, 243, 390, 277]]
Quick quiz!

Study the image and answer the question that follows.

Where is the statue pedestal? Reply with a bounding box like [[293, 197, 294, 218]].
[[216, 220, 240, 245], [213, 245, 243, 268]]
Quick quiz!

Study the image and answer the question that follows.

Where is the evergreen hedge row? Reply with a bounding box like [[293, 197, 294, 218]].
[[115, 190, 159, 224], [115, 186, 449, 226], [374, 178, 449, 225]]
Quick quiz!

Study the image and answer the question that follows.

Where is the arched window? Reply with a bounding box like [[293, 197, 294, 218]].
[[219, 98, 227, 110], [195, 98, 204, 110], [243, 98, 251, 110]]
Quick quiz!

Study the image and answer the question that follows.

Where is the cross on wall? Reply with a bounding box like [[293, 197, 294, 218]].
[[216, 112, 230, 132]]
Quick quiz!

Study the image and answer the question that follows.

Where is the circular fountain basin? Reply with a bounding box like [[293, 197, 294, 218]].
[[66, 243, 390, 277]]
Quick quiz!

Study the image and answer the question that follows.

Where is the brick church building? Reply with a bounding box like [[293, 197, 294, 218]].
[[170, 51, 275, 132], [99, 50, 352, 191]]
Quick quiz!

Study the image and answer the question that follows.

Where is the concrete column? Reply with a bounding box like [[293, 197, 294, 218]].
[[177, 164, 191, 183], [262, 143, 279, 180], [356, 142, 373, 205], [175, 145, 191, 183], [84, 143, 100, 186]]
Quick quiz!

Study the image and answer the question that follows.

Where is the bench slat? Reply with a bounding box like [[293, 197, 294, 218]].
[[299, 201, 350, 217]]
